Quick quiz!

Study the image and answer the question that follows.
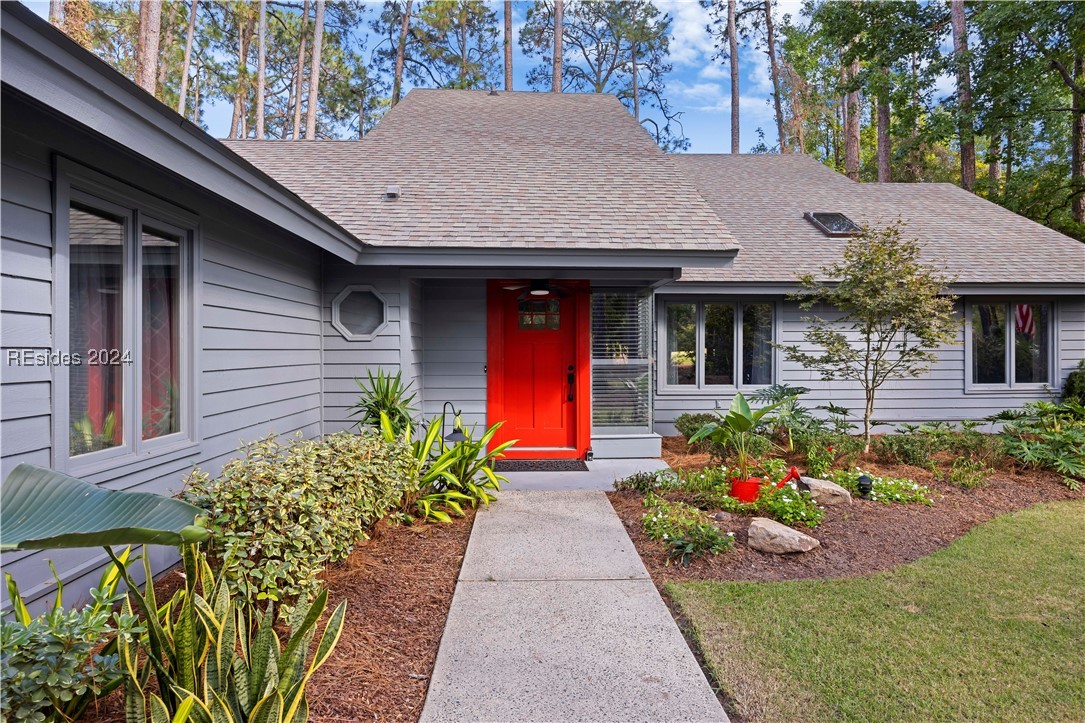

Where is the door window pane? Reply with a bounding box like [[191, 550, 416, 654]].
[[704, 303, 735, 385], [666, 304, 696, 385], [1013, 303, 1049, 384], [971, 303, 1006, 384], [518, 299, 560, 330], [142, 227, 181, 439], [69, 205, 125, 455], [742, 303, 774, 385]]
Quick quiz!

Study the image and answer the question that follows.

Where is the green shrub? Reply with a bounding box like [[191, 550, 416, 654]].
[[614, 469, 683, 493], [946, 455, 992, 489], [642, 494, 734, 565], [756, 483, 825, 528], [350, 369, 417, 437], [993, 401, 1085, 489], [827, 468, 934, 505], [183, 430, 415, 606], [109, 545, 345, 723], [1062, 359, 1085, 405], [872, 432, 939, 467], [1, 553, 142, 723], [674, 413, 717, 441]]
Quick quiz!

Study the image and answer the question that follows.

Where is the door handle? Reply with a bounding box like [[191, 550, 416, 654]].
[[567, 366, 575, 402]]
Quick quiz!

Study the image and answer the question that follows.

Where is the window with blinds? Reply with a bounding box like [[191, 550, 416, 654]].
[[591, 291, 653, 432]]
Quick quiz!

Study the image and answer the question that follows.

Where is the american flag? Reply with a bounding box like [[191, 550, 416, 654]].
[[1015, 304, 1035, 337]]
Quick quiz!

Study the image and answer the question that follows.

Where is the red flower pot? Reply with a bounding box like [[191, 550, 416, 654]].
[[730, 477, 762, 503]]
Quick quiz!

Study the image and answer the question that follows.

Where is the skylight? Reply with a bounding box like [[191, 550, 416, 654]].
[[804, 211, 861, 237]]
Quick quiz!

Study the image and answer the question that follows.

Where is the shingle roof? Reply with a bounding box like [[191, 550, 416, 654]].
[[671, 154, 1085, 285], [224, 89, 738, 254]]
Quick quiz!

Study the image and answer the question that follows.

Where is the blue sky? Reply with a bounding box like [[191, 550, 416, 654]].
[[26, 0, 879, 153]]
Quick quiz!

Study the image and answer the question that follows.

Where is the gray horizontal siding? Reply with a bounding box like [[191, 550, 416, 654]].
[[653, 296, 1085, 434], [0, 116, 324, 613], [321, 260, 406, 433], [422, 280, 488, 431]]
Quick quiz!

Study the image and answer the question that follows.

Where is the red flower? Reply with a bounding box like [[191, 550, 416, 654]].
[[826, 446, 835, 452]]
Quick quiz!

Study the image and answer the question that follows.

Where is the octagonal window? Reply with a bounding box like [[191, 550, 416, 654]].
[[332, 285, 387, 341]]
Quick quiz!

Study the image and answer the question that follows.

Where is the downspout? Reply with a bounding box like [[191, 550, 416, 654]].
[[319, 250, 326, 438]]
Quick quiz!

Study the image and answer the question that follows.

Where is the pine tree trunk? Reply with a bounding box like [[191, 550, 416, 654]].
[[553, 0, 563, 92], [504, 0, 513, 91], [728, 0, 739, 153], [392, 0, 412, 106], [177, 0, 198, 116], [785, 63, 807, 154], [305, 0, 325, 140], [157, 2, 178, 97], [49, 0, 62, 24], [460, 9, 468, 85], [193, 57, 201, 123], [256, 0, 267, 139], [230, 14, 253, 139], [844, 59, 860, 181], [877, 81, 890, 182], [951, 0, 975, 192], [135, 0, 162, 94], [632, 43, 639, 122], [293, 0, 310, 138], [764, 0, 786, 153], [1072, 55, 1084, 225]]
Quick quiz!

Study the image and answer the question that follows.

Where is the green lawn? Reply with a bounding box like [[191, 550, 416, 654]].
[[668, 501, 1085, 722]]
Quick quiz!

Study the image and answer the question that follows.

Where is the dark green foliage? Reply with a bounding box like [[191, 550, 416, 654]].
[[350, 369, 417, 437], [1, 553, 141, 723], [674, 412, 718, 441], [183, 431, 416, 606], [1062, 359, 1085, 405], [642, 493, 734, 565], [991, 401, 1085, 489]]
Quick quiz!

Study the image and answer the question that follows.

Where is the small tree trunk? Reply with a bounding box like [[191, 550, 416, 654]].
[[553, 0, 563, 92], [844, 59, 861, 181], [988, 128, 1002, 190], [358, 88, 366, 140], [230, 13, 253, 139], [392, 0, 412, 106], [951, 0, 976, 192], [293, 0, 309, 138], [135, 0, 162, 94], [863, 389, 875, 453], [764, 0, 786, 152], [305, 0, 325, 140], [459, 8, 468, 85], [49, 0, 63, 24], [504, 0, 513, 90], [877, 85, 891, 182], [728, 0, 740, 153], [157, 2, 178, 96], [192, 56, 201, 123], [177, 0, 198, 116], [255, 0, 267, 139], [631, 41, 639, 121]]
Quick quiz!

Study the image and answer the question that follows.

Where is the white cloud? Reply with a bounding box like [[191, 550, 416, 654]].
[[698, 63, 728, 80], [657, 0, 716, 68]]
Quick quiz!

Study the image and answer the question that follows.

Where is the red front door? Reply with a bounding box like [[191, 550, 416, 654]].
[[487, 281, 590, 459]]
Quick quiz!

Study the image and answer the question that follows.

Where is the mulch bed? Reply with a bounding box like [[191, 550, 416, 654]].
[[82, 511, 474, 723], [612, 437, 1084, 587]]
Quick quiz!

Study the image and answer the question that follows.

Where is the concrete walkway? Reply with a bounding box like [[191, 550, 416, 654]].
[[419, 490, 728, 723]]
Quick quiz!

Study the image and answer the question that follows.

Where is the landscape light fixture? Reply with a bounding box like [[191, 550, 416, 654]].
[[857, 474, 874, 500], [441, 401, 468, 444]]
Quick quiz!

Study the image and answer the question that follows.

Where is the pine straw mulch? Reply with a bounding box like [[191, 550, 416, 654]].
[[81, 510, 474, 723], [612, 436, 1084, 587]]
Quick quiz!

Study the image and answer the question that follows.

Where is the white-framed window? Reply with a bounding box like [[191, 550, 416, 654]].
[[330, 285, 388, 341], [55, 160, 199, 473], [965, 299, 1055, 391], [658, 298, 778, 393]]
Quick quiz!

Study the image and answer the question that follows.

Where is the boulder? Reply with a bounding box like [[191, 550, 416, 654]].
[[713, 511, 736, 524], [747, 517, 820, 554], [799, 476, 853, 506]]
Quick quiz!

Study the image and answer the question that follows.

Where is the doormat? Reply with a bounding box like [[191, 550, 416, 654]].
[[494, 459, 589, 473]]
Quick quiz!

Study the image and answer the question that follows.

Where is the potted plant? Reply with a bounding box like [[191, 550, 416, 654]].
[[688, 392, 784, 502]]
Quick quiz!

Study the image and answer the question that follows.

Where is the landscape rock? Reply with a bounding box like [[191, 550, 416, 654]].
[[747, 517, 820, 554], [713, 511, 735, 524], [799, 476, 853, 506]]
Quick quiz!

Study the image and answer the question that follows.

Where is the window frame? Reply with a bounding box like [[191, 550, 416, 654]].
[[330, 284, 388, 341], [963, 297, 1058, 394], [656, 296, 780, 395], [54, 158, 200, 475]]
